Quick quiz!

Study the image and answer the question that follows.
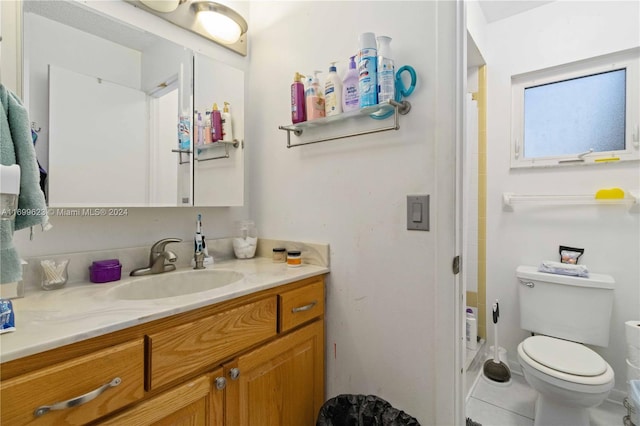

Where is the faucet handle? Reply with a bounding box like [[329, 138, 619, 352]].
[[151, 238, 182, 253]]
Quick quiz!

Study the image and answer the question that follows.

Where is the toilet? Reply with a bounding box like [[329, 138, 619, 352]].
[[516, 265, 616, 426]]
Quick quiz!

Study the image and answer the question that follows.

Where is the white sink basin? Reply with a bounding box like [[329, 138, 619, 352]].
[[110, 269, 244, 300]]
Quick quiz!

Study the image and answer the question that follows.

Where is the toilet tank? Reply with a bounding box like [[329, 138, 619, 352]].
[[517, 265, 615, 347]]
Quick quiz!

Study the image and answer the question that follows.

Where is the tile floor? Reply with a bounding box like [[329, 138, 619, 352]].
[[466, 372, 628, 426]]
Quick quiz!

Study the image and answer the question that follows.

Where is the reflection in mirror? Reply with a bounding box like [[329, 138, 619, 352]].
[[23, 0, 192, 207], [193, 54, 245, 206]]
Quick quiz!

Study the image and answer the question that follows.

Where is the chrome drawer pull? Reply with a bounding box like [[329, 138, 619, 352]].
[[34, 377, 121, 418], [292, 301, 317, 313]]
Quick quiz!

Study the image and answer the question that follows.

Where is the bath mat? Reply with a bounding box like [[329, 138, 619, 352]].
[[466, 417, 482, 426]]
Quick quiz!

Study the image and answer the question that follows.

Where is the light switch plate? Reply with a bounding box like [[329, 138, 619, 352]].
[[407, 195, 430, 231]]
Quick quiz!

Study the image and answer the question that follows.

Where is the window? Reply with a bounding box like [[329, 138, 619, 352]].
[[511, 48, 639, 168]]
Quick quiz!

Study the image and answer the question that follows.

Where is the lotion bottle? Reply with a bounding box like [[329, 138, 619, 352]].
[[324, 62, 342, 116], [211, 103, 222, 142], [204, 109, 212, 144], [291, 72, 306, 124], [342, 55, 360, 112], [221, 102, 233, 142], [305, 71, 325, 120]]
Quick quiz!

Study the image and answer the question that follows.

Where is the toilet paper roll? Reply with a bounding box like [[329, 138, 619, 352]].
[[626, 321, 640, 346], [628, 358, 640, 383]]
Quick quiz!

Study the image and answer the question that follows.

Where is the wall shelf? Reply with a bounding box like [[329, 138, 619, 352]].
[[278, 100, 411, 148], [502, 191, 639, 213]]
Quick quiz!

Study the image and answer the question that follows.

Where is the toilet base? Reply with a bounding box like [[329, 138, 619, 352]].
[[534, 394, 590, 426]]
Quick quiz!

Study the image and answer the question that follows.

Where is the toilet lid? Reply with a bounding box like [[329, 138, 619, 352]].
[[522, 336, 607, 377]]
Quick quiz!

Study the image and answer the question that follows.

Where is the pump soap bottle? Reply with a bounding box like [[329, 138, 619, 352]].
[[211, 103, 222, 142], [377, 36, 395, 103], [324, 62, 343, 116], [221, 102, 233, 142], [306, 71, 325, 120], [342, 55, 359, 112], [291, 72, 306, 124]]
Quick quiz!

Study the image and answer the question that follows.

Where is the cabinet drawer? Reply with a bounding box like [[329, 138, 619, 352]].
[[0, 339, 144, 425], [148, 296, 277, 390], [279, 280, 324, 333]]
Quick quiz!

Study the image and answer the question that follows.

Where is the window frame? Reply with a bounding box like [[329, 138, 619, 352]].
[[510, 48, 640, 168]]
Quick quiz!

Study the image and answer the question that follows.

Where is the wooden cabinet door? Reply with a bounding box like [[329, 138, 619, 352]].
[[99, 370, 224, 426], [224, 320, 324, 426]]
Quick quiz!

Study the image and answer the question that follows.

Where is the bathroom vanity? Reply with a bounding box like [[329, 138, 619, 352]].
[[0, 257, 327, 425]]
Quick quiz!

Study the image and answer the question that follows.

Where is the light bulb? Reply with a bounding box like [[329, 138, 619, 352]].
[[197, 10, 242, 44], [140, 0, 180, 13]]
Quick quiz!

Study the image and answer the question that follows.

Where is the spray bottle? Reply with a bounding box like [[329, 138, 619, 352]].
[[358, 32, 378, 108], [377, 36, 395, 103]]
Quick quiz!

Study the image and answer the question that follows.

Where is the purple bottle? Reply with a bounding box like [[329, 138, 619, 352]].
[[291, 72, 306, 124], [211, 103, 223, 142]]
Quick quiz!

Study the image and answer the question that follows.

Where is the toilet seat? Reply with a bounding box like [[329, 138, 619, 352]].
[[522, 335, 607, 376], [518, 336, 614, 386]]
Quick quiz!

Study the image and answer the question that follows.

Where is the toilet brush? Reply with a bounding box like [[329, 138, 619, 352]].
[[483, 301, 512, 383]]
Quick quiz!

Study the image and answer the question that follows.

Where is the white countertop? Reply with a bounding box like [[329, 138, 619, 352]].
[[0, 257, 329, 363]]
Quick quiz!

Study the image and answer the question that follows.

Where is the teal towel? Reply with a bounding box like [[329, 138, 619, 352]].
[[0, 84, 49, 284]]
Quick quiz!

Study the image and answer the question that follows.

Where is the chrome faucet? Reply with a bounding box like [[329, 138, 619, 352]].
[[130, 238, 182, 276]]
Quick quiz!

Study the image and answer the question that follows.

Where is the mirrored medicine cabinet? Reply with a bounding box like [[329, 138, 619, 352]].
[[22, 0, 244, 207]]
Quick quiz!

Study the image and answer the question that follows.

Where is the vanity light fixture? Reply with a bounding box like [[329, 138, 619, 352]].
[[191, 2, 247, 45], [126, 0, 248, 56]]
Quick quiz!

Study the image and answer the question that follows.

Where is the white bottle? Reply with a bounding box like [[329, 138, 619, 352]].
[[377, 36, 395, 104], [221, 101, 233, 142], [466, 308, 478, 350], [324, 62, 343, 116]]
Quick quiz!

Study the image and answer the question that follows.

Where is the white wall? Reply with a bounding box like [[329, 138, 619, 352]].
[[246, 2, 458, 423], [483, 1, 640, 398]]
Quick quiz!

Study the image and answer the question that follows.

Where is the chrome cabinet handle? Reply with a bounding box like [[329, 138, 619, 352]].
[[229, 368, 240, 380], [215, 377, 227, 390], [291, 301, 317, 313], [34, 377, 121, 418], [520, 280, 535, 288]]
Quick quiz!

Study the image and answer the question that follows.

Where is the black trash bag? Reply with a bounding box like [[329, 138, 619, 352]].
[[316, 394, 421, 426]]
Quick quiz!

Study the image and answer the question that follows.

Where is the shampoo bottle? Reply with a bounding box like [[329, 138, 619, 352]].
[[291, 72, 306, 124], [377, 36, 395, 103], [211, 103, 222, 142], [466, 308, 478, 350], [358, 32, 378, 108], [342, 55, 360, 112], [195, 111, 204, 146], [306, 71, 325, 120], [221, 102, 233, 142], [324, 62, 342, 116]]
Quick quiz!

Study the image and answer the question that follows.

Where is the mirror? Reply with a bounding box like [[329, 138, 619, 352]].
[[22, 1, 244, 207]]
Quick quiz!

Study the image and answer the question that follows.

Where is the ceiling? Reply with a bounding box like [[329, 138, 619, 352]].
[[478, 0, 555, 23]]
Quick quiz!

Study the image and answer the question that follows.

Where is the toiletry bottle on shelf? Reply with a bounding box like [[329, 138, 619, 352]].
[[324, 62, 343, 116], [466, 308, 478, 350], [377, 36, 395, 104], [291, 72, 306, 124], [195, 111, 204, 146], [342, 55, 360, 112], [204, 109, 212, 144], [358, 32, 378, 108], [221, 102, 233, 142], [178, 111, 191, 150], [306, 71, 325, 120], [211, 103, 222, 142]]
